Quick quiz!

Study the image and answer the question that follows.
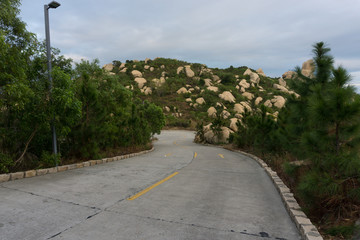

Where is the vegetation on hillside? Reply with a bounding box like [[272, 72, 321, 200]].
[[231, 42, 360, 239]]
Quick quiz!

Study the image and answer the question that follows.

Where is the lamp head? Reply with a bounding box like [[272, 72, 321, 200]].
[[48, 1, 60, 9]]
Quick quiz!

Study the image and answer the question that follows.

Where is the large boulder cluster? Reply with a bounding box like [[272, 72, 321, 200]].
[[101, 58, 311, 145]]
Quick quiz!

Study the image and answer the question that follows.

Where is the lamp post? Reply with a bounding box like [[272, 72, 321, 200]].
[[44, 1, 60, 165]]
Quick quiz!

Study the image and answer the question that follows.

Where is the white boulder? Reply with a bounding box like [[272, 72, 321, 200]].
[[243, 68, 252, 76], [103, 63, 114, 71], [271, 95, 286, 109], [279, 77, 287, 87], [196, 97, 206, 105], [282, 71, 296, 79], [207, 86, 218, 92], [177, 66, 184, 74], [301, 59, 314, 78], [221, 110, 231, 119], [264, 100, 273, 108], [219, 91, 236, 103], [249, 72, 260, 84], [134, 77, 147, 88], [229, 118, 240, 132], [256, 68, 266, 76], [176, 87, 189, 94], [239, 79, 250, 89], [255, 97, 263, 106], [204, 78, 213, 87], [207, 107, 217, 117], [131, 70, 143, 78], [242, 92, 254, 100], [184, 65, 195, 78]]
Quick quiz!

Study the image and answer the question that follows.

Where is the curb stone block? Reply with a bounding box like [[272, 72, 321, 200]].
[[76, 163, 84, 168], [102, 159, 107, 164], [290, 209, 307, 219], [57, 165, 68, 172], [301, 223, 320, 235], [278, 186, 291, 194], [47, 167, 57, 174], [83, 162, 90, 167], [295, 216, 313, 229], [107, 158, 114, 162], [286, 200, 301, 211], [305, 232, 323, 240], [25, 170, 36, 178], [0, 174, 10, 182], [96, 160, 102, 165], [67, 164, 77, 170], [10, 172, 24, 180], [89, 160, 97, 166], [283, 192, 294, 198], [36, 169, 48, 176]]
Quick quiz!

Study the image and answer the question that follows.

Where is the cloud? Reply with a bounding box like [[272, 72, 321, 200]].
[[20, 0, 360, 80]]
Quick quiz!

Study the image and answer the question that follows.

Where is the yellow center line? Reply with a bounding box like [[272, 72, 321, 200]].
[[218, 154, 224, 158], [165, 153, 172, 157], [173, 141, 177, 145], [194, 152, 198, 158], [127, 172, 179, 201]]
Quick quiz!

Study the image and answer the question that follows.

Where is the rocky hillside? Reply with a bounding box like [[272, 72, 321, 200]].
[[102, 58, 312, 143]]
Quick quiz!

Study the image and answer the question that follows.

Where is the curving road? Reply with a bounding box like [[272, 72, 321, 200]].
[[0, 130, 301, 240]]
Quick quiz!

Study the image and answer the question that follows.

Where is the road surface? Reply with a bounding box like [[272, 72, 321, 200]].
[[0, 130, 301, 240]]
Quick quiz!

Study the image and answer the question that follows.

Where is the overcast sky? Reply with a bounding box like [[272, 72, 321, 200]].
[[19, 0, 360, 87]]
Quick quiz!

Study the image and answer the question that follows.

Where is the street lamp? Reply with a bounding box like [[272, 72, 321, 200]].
[[44, 1, 60, 165]]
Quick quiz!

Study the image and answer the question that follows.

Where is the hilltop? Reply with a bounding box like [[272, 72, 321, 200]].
[[102, 57, 312, 143]]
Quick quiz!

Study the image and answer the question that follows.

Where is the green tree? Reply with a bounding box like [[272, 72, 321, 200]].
[[279, 42, 360, 218], [0, 0, 81, 172], [143, 100, 165, 136]]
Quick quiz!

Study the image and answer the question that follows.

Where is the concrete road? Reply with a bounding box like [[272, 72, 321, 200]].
[[0, 130, 301, 240]]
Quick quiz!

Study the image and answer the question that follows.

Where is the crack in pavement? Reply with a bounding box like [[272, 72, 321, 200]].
[[1, 185, 101, 211], [46, 210, 102, 239], [104, 208, 288, 240]]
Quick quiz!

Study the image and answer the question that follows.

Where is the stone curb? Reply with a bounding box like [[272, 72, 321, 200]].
[[0, 147, 154, 183], [227, 148, 323, 240]]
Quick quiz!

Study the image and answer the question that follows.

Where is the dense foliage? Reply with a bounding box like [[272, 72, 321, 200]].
[[231, 42, 360, 236], [0, 1, 164, 173]]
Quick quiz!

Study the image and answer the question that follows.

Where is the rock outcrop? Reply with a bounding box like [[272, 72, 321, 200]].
[[282, 71, 296, 79], [301, 59, 314, 78], [219, 91, 235, 103], [177, 66, 184, 74], [207, 107, 217, 117], [184, 65, 195, 78], [229, 118, 239, 132], [256, 68, 266, 76], [196, 97, 206, 105], [131, 70, 143, 78], [176, 87, 188, 94], [255, 97, 263, 106], [239, 79, 250, 89], [202, 124, 233, 144], [249, 72, 260, 84], [103, 63, 114, 72], [207, 86, 218, 92], [271, 95, 286, 109], [134, 77, 147, 88], [242, 92, 254, 100], [204, 78, 212, 87]]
